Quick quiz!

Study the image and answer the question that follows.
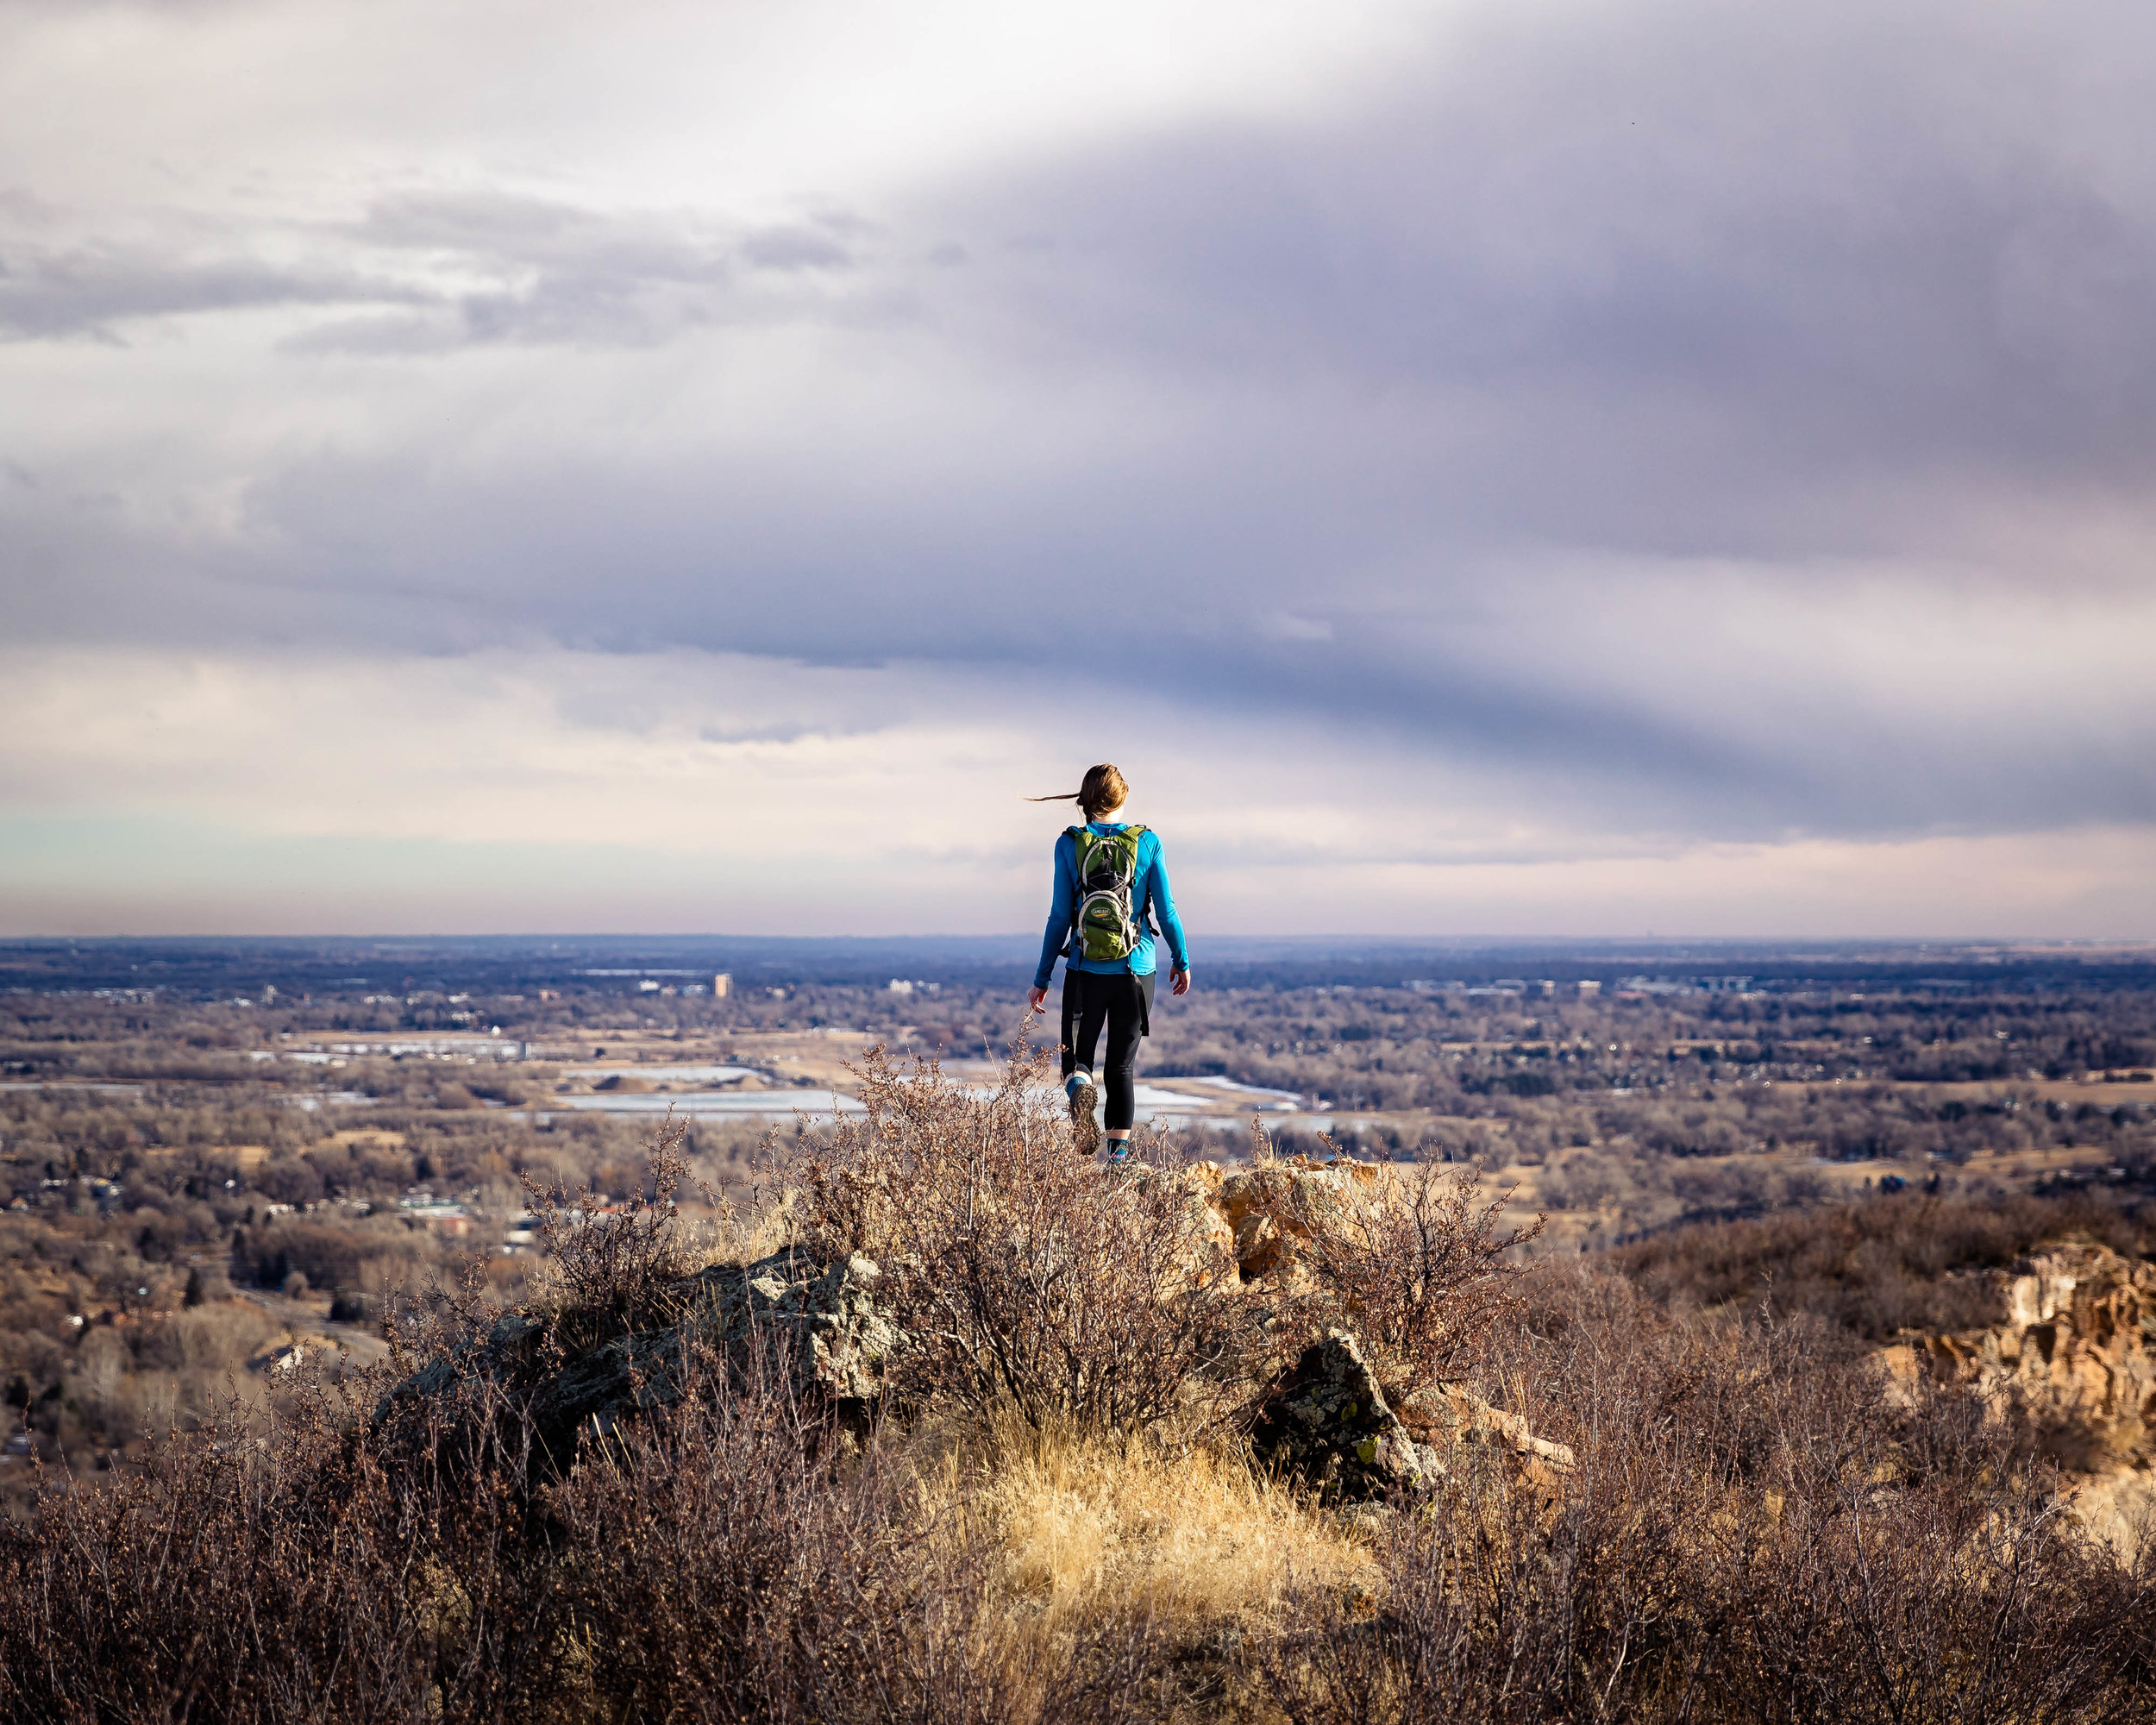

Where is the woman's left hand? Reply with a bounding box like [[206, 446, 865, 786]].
[[1028, 986, 1049, 1012]]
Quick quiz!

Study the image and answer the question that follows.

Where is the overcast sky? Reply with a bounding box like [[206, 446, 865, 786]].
[[3, 0, 2153, 938]]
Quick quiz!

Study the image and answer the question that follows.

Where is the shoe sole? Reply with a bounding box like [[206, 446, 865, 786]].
[[1069, 1082, 1100, 1156]]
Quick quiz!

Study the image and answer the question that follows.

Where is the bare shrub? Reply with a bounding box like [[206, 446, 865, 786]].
[[1263, 1264, 2156, 1724], [795, 1044, 1263, 1435], [1244, 1142, 1543, 1391], [0, 1333, 1175, 1725], [548, 1347, 1169, 1724], [521, 1113, 698, 1350], [1609, 1189, 2156, 1338]]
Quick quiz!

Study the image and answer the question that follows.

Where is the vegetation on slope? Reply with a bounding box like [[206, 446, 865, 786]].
[[3, 1053, 2154, 1722]]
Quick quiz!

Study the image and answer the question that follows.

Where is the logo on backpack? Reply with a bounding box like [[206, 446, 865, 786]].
[[1068, 825, 1148, 963]]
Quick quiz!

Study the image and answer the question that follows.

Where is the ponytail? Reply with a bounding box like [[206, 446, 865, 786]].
[[1028, 762, 1129, 822]]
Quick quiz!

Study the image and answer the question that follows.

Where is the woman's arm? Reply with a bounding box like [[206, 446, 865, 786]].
[[1146, 834, 1193, 994], [1029, 831, 1077, 1008]]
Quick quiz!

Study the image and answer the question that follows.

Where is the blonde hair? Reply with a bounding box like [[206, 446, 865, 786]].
[[1028, 762, 1129, 821]]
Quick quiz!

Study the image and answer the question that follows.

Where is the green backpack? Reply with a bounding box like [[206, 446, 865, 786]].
[[1067, 825, 1150, 963]]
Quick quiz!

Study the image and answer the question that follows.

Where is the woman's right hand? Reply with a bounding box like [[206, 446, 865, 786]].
[[1028, 986, 1049, 1013]]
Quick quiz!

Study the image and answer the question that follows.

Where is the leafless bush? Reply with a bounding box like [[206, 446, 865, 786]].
[[520, 1113, 699, 1350], [795, 1044, 1265, 1435], [1264, 1266, 2156, 1723], [1609, 1189, 2156, 1337], [0, 1330, 1174, 1725], [548, 1343, 1170, 1724], [1244, 1142, 1544, 1391]]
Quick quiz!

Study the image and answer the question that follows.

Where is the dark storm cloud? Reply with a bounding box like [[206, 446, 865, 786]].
[[917, 0, 2156, 547]]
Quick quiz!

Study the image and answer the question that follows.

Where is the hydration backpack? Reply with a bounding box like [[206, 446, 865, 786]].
[[1067, 825, 1149, 963]]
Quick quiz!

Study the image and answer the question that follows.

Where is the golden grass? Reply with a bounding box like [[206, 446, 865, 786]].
[[927, 1414, 1376, 1652]]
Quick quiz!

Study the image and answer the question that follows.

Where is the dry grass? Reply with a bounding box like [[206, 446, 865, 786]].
[[938, 1414, 1374, 1654]]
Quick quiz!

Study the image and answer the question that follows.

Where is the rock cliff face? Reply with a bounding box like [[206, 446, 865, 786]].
[[1882, 1240, 2156, 1555]]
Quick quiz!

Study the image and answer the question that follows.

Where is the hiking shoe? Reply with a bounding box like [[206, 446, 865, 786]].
[[1104, 1144, 1132, 1174], [1067, 1076, 1100, 1156]]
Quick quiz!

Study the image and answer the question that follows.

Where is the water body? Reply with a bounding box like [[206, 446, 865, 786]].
[[549, 1089, 865, 1119], [559, 1064, 758, 1085], [0, 1081, 143, 1096], [1181, 1075, 1306, 1107]]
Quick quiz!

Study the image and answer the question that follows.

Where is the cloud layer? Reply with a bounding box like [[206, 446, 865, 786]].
[[3, 0, 2153, 933]]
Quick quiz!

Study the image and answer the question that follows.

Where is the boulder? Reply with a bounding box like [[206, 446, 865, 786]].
[[1249, 1329, 1447, 1502], [1213, 1158, 1372, 1282], [380, 1247, 899, 1465]]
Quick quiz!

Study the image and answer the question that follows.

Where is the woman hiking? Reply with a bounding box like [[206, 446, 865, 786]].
[[1026, 763, 1191, 1162]]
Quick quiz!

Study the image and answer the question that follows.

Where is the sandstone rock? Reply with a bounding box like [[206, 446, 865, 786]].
[[1169, 1164, 1240, 1290], [1214, 1159, 1361, 1282], [1878, 1240, 2156, 1558], [1395, 1383, 1577, 1471], [1249, 1328, 1447, 1501], [1881, 1242, 2156, 1455]]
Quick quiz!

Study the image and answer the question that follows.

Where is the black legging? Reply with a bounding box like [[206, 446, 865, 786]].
[[1060, 969, 1156, 1131]]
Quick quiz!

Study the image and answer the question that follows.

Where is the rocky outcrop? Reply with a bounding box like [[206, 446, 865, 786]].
[[1182, 1157, 1376, 1284], [1883, 1243, 2156, 1446], [385, 1159, 1573, 1504], [1248, 1328, 1575, 1502], [1881, 1240, 2156, 1556], [1250, 1329, 1447, 1501], [382, 1246, 899, 1463]]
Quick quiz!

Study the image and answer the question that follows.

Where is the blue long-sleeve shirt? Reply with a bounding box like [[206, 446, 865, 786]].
[[1033, 823, 1191, 990]]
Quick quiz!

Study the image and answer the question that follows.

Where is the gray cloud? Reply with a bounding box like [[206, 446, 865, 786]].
[[0, 242, 423, 340], [0, 186, 874, 347], [5, 0, 2156, 858]]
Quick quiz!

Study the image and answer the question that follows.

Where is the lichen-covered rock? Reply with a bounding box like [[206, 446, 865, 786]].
[[379, 1247, 900, 1465], [692, 1246, 900, 1400], [1249, 1329, 1446, 1501]]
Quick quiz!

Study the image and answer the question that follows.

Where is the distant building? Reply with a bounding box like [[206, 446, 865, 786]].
[[712, 973, 732, 999], [1576, 980, 1602, 997]]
